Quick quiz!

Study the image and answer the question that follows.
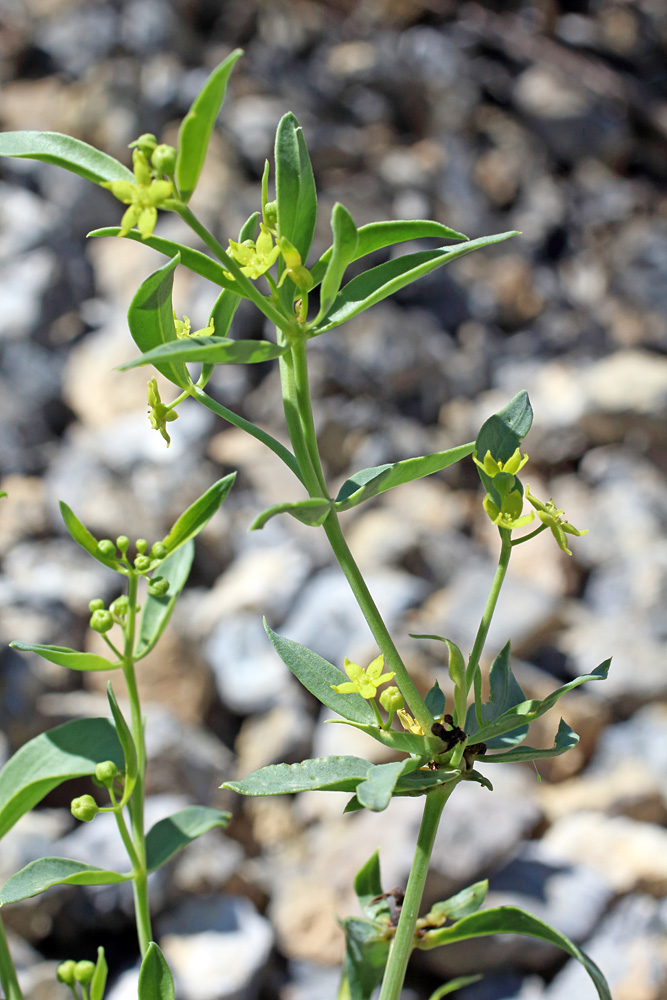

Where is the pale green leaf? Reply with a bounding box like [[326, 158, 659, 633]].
[[162, 474, 235, 555], [0, 859, 131, 904], [9, 642, 118, 672], [127, 254, 190, 389], [0, 131, 133, 184], [138, 943, 175, 1000], [135, 542, 194, 659], [251, 498, 331, 530], [145, 806, 230, 872]]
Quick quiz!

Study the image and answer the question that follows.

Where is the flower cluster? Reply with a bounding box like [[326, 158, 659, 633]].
[[101, 134, 175, 240]]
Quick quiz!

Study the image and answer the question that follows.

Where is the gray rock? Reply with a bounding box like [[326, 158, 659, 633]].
[[3, 537, 117, 615], [283, 961, 345, 1000], [0, 250, 55, 340], [205, 613, 294, 714]]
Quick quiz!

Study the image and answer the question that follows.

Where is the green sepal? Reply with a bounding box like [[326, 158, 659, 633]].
[[480, 718, 579, 763], [474, 391, 533, 509], [264, 622, 376, 725], [106, 683, 138, 803], [127, 254, 191, 389], [250, 498, 332, 530], [59, 501, 121, 572], [0, 859, 131, 905], [8, 643, 118, 672], [326, 719, 429, 755], [335, 443, 474, 511], [175, 49, 243, 202], [421, 880, 488, 927], [465, 643, 528, 749], [162, 474, 236, 556], [415, 905, 610, 1000], [90, 947, 108, 1000], [0, 718, 122, 840], [119, 335, 287, 371], [313, 202, 358, 324], [309, 233, 518, 336], [145, 806, 230, 872], [0, 131, 134, 184], [134, 542, 194, 659], [138, 943, 175, 1000], [341, 916, 390, 1000], [424, 681, 446, 717]]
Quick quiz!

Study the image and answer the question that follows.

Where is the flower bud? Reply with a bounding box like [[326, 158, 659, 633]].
[[88, 598, 105, 613], [136, 539, 148, 554], [110, 595, 129, 619], [89, 609, 113, 634], [147, 576, 169, 597], [288, 264, 313, 292], [134, 554, 151, 572], [71, 794, 99, 822], [151, 542, 168, 560], [263, 200, 278, 230], [380, 686, 404, 713], [116, 535, 130, 554], [57, 960, 77, 985], [94, 760, 118, 785], [132, 148, 152, 186], [74, 961, 96, 985], [151, 143, 177, 176], [97, 539, 116, 558], [129, 133, 157, 155]]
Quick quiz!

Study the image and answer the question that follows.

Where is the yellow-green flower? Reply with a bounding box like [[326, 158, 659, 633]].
[[225, 223, 280, 280], [331, 654, 394, 699], [174, 313, 215, 339], [397, 709, 424, 735], [147, 377, 178, 446], [473, 447, 529, 479], [101, 149, 173, 240], [525, 485, 588, 556], [483, 490, 535, 531]]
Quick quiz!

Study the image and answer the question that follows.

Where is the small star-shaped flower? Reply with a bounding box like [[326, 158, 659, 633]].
[[331, 654, 394, 700], [525, 485, 588, 556]]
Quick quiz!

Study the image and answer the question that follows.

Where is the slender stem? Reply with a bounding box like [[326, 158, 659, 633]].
[[379, 782, 458, 1000], [511, 523, 547, 546], [0, 915, 23, 1000], [277, 343, 327, 497], [466, 530, 512, 725]]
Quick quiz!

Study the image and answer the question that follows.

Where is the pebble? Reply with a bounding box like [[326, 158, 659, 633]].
[[205, 613, 295, 714]]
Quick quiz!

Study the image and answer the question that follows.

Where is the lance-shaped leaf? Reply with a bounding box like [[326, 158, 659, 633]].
[[264, 623, 376, 725], [411, 634, 466, 726], [59, 500, 121, 572], [335, 443, 475, 512], [341, 917, 390, 1000], [480, 718, 579, 763], [313, 202, 358, 324], [0, 131, 134, 184], [465, 643, 528, 750], [127, 254, 190, 389], [327, 719, 429, 756], [145, 806, 230, 872], [354, 850, 383, 914], [0, 859, 131, 905], [138, 943, 175, 1000], [309, 233, 518, 335], [120, 335, 287, 371], [0, 718, 122, 840], [251, 497, 332, 530], [90, 947, 108, 1000], [9, 642, 118, 672], [175, 49, 243, 202], [475, 391, 533, 508], [162, 474, 235, 555], [309, 218, 468, 287], [355, 759, 419, 812], [393, 768, 459, 796], [135, 542, 194, 659], [107, 684, 137, 803], [222, 756, 373, 796], [274, 112, 317, 262], [416, 905, 611, 1000], [425, 681, 446, 717], [420, 881, 488, 928]]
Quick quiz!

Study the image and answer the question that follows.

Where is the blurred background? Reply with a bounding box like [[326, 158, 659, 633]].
[[1, 1, 666, 998]]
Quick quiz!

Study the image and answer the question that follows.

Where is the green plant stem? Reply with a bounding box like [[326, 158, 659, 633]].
[[466, 529, 512, 726], [379, 781, 458, 1000], [0, 914, 23, 1000], [511, 523, 547, 546], [121, 573, 152, 957]]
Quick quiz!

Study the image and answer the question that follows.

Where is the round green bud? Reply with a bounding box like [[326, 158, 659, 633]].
[[57, 960, 77, 985], [116, 535, 130, 554], [147, 576, 169, 597], [134, 554, 151, 572], [288, 264, 313, 292], [151, 541, 168, 560], [151, 143, 177, 176], [130, 133, 157, 154], [74, 961, 96, 986], [97, 539, 116, 558], [94, 760, 118, 785], [109, 595, 129, 619], [88, 598, 105, 613], [264, 200, 278, 230], [89, 609, 113, 634], [379, 686, 404, 713], [136, 538, 148, 554], [71, 794, 99, 822]]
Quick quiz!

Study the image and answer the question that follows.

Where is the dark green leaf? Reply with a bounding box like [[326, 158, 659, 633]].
[[335, 443, 475, 511], [424, 681, 446, 717], [0, 131, 133, 184], [394, 769, 459, 796], [314, 202, 358, 324], [59, 500, 120, 571], [428, 976, 483, 1000], [465, 643, 528, 749], [480, 718, 579, 763], [135, 542, 194, 659], [310, 233, 518, 335], [119, 336, 287, 371], [138, 943, 175, 1000], [162, 474, 236, 555], [422, 881, 488, 926], [342, 917, 390, 1000], [107, 683, 138, 795], [127, 254, 190, 389], [145, 806, 230, 872], [274, 113, 317, 262], [355, 759, 416, 812], [251, 498, 331, 530], [9, 642, 117, 672], [353, 850, 383, 913], [327, 719, 429, 756], [411, 635, 467, 726], [0, 718, 122, 840], [0, 859, 130, 904], [416, 905, 611, 1000], [90, 947, 108, 1000], [175, 50, 243, 202], [474, 391, 533, 508], [222, 756, 373, 796], [264, 623, 376, 725]]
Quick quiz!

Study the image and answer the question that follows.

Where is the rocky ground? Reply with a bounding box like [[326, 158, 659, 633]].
[[1, 1, 666, 999]]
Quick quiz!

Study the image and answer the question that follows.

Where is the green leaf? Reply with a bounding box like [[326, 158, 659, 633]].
[[175, 49, 243, 202], [106, 683, 138, 798], [222, 756, 373, 796], [250, 497, 332, 530], [309, 219, 468, 287], [416, 905, 611, 1000], [355, 759, 417, 812], [119, 336, 287, 371], [90, 947, 108, 1000], [314, 203, 358, 324], [88, 229, 241, 293], [411, 634, 467, 726], [394, 769, 459, 796], [465, 643, 528, 749], [342, 917, 390, 1000], [9, 642, 118, 672], [0, 859, 131, 904], [145, 806, 230, 872], [59, 500, 120, 572], [335, 443, 475, 511], [327, 719, 429, 756], [264, 623, 376, 725], [480, 718, 579, 763], [422, 881, 488, 926], [0, 131, 134, 184], [428, 976, 483, 1000], [138, 943, 175, 1000], [309, 233, 518, 335], [424, 681, 446, 717], [353, 850, 383, 913], [162, 474, 236, 555], [274, 112, 317, 262], [127, 254, 190, 389], [474, 391, 533, 508], [134, 542, 194, 659], [0, 718, 122, 840]]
